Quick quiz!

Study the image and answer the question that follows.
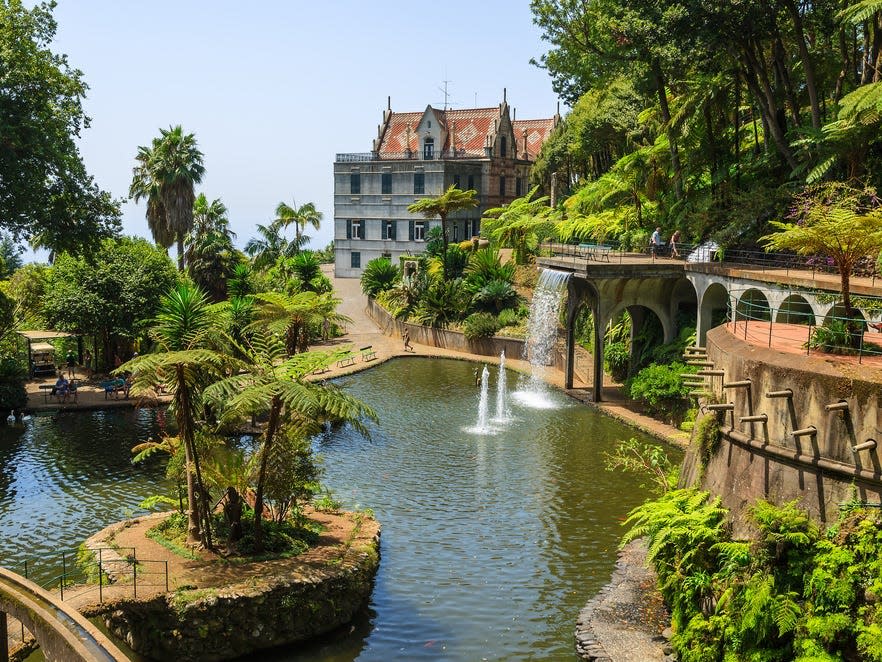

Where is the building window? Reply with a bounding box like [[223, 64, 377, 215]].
[[453, 174, 461, 189], [350, 173, 360, 194], [516, 177, 522, 197], [499, 176, 506, 197], [351, 251, 361, 269], [453, 224, 460, 242], [351, 219, 362, 239], [381, 172, 392, 194], [466, 220, 473, 239], [414, 172, 425, 195], [383, 220, 396, 240], [467, 174, 474, 190], [423, 138, 434, 159], [501, 136, 507, 157], [412, 221, 426, 241]]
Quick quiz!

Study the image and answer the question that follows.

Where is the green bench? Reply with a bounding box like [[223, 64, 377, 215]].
[[336, 353, 356, 368], [360, 345, 377, 362]]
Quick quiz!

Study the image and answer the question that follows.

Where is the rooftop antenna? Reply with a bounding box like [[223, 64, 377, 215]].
[[435, 79, 457, 111]]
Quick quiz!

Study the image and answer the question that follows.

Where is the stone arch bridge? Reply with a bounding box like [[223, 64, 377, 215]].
[[537, 256, 882, 401]]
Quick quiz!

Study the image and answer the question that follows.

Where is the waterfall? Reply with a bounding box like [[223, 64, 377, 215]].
[[493, 351, 511, 423], [514, 268, 571, 409]]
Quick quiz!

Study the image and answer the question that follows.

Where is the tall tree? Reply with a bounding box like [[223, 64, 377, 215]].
[[762, 182, 882, 321], [185, 194, 239, 301], [0, 1, 121, 255], [274, 199, 322, 247], [130, 126, 205, 270], [42, 237, 178, 369], [250, 290, 349, 355], [204, 331, 375, 551], [245, 220, 290, 271], [122, 284, 227, 547], [408, 186, 478, 280]]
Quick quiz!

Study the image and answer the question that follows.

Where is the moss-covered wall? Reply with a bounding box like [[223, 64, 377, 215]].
[[684, 327, 882, 533], [98, 523, 380, 661]]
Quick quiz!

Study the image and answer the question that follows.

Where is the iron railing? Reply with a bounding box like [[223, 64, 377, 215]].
[[727, 290, 882, 364], [5, 548, 169, 652]]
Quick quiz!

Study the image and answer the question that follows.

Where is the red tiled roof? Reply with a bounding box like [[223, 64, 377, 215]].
[[377, 104, 555, 159], [512, 118, 556, 160]]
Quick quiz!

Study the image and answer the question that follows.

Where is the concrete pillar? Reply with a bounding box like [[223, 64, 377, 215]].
[[628, 307, 646, 376], [565, 320, 575, 389], [593, 300, 605, 402]]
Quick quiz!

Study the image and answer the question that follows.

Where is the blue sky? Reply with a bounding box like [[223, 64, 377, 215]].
[[43, 1, 561, 259]]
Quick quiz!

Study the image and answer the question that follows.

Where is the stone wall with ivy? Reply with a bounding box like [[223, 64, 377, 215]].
[[685, 327, 882, 533], [94, 518, 380, 661]]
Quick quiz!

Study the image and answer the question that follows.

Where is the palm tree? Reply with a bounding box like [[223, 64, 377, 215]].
[[275, 199, 322, 247], [119, 284, 228, 547], [408, 185, 478, 280], [203, 331, 375, 551], [245, 219, 289, 270], [129, 126, 205, 270], [186, 194, 238, 301], [250, 290, 350, 355], [129, 143, 174, 250]]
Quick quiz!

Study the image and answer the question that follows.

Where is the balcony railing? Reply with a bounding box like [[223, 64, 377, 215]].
[[336, 150, 488, 162]]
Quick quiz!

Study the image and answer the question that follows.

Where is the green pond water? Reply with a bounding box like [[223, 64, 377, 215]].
[[0, 358, 681, 661]]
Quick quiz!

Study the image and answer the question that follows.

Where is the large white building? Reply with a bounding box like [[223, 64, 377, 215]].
[[333, 92, 558, 277]]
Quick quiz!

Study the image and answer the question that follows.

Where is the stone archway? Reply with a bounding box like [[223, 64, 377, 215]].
[[735, 288, 772, 322], [698, 282, 729, 345], [777, 294, 815, 325]]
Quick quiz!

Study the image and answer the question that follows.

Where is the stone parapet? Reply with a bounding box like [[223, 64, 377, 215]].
[[92, 515, 380, 661], [686, 327, 882, 532]]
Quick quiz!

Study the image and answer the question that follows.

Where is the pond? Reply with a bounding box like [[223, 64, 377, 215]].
[[0, 358, 680, 661]]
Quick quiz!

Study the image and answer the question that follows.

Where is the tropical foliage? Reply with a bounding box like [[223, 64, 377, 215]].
[[408, 186, 478, 280], [626, 490, 882, 662], [129, 125, 205, 270], [0, 2, 121, 256]]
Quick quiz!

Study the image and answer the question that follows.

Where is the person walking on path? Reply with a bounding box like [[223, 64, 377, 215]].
[[66, 349, 76, 378], [669, 229, 681, 259], [650, 227, 663, 258], [403, 328, 413, 352]]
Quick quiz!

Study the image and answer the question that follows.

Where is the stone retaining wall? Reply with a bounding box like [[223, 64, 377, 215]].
[[683, 327, 882, 532], [366, 297, 581, 377], [89, 516, 380, 662]]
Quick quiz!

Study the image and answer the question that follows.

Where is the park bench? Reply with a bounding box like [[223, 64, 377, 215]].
[[336, 353, 356, 368], [360, 345, 377, 362], [100, 378, 127, 399]]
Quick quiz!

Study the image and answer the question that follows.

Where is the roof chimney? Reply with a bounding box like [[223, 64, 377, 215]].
[[513, 108, 516, 121], [388, 96, 391, 110], [503, 87, 507, 103]]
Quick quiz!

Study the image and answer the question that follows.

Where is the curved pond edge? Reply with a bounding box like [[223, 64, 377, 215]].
[[79, 512, 380, 661], [574, 539, 673, 662]]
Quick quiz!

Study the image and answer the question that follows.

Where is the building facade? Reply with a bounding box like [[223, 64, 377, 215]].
[[333, 92, 558, 277]]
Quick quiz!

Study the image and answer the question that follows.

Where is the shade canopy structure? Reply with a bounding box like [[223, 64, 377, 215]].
[[18, 330, 82, 378]]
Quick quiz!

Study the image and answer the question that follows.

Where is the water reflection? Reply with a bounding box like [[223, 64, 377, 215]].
[[0, 409, 168, 584], [278, 358, 680, 661]]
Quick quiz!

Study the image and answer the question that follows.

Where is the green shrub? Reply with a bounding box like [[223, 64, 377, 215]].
[[806, 319, 860, 354], [604, 341, 630, 382], [497, 308, 520, 327], [463, 312, 500, 339], [360, 258, 400, 296], [627, 361, 692, 423], [471, 279, 520, 314]]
